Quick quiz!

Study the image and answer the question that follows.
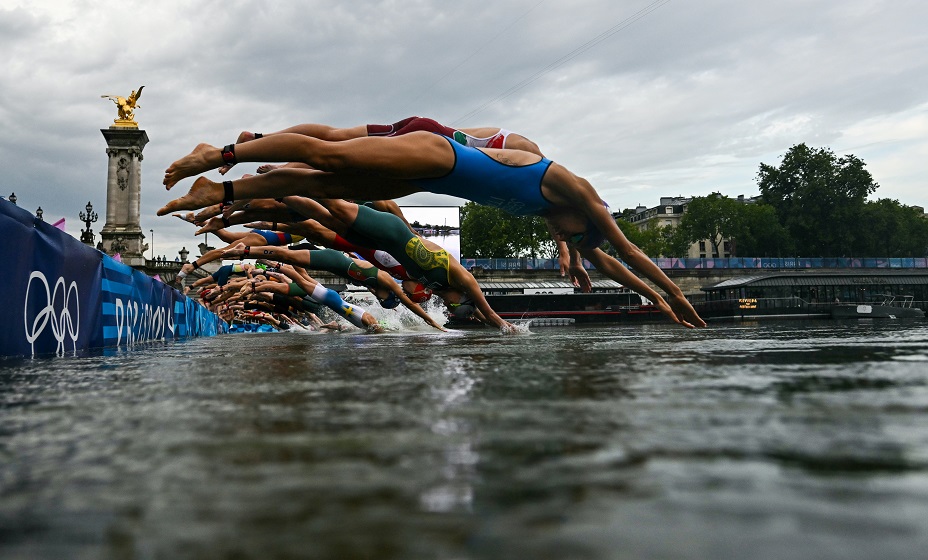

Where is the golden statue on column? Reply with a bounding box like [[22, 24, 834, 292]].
[[101, 86, 144, 127]]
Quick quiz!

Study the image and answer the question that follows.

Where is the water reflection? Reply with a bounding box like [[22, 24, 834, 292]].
[[420, 357, 478, 513]]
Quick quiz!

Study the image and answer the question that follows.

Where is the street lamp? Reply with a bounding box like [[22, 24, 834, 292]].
[[8, 192, 16, 205], [79, 201, 98, 245], [179, 246, 190, 263], [36, 207, 43, 220], [149, 229, 154, 260]]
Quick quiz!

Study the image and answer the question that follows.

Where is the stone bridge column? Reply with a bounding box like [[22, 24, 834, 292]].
[[99, 127, 149, 267]]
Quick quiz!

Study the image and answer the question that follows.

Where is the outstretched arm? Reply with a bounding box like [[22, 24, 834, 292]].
[[580, 248, 696, 328], [448, 263, 516, 333], [590, 230, 705, 328], [375, 269, 447, 332], [555, 175, 705, 328]]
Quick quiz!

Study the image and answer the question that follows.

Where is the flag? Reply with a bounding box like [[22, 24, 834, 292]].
[[52, 218, 66, 231]]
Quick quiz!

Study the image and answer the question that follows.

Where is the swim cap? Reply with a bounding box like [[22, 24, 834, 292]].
[[405, 282, 433, 303], [381, 291, 401, 309]]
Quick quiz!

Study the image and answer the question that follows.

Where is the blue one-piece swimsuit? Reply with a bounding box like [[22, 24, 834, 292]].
[[411, 135, 554, 216]]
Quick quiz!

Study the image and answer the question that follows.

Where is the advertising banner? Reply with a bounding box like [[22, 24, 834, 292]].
[[1, 200, 225, 358]]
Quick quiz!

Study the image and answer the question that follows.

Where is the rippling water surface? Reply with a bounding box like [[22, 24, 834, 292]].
[[2, 320, 928, 559]]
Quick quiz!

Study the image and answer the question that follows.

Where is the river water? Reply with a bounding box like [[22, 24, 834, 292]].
[[2, 319, 928, 559]]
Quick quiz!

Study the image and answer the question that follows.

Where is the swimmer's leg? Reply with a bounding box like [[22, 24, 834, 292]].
[[310, 284, 381, 332]]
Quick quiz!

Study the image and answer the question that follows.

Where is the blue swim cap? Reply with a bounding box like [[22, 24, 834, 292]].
[[381, 291, 401, 309]]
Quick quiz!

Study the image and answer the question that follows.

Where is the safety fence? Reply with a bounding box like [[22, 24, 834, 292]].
[[461, 256, 928, 271], [1, 200, 226, 358]]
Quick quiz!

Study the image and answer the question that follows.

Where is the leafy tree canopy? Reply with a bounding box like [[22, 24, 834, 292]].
[[460, 202, 555, 258], [757, 143, 878, 256]]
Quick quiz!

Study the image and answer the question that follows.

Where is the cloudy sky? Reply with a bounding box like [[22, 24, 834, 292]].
[[2, 0, 926, 260]]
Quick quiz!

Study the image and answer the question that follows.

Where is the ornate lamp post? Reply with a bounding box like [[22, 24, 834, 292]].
[[150, 229, 154, 260], [179, 246, 190, 263], [8, 192, 16, 205], [36, 207, 43, 221], [79, 201, 98, 245]]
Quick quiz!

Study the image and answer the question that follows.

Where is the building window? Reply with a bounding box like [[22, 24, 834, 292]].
[[698, 241, 706, 251], [723, 241, 732, 251], [665, 206, 674, 214], [699, 253, 706, 259]]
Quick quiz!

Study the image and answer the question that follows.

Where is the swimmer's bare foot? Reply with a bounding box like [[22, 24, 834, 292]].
[[265, 271, 288, 282], [257, 164, 283, 174], [194, 204, 225, 222], [244, 221, 273, 230], [221, 242, 247, 259], [218, 132, 258, 175], [222, 199, 252, 219], [157, 176, 224, 216], [172, 212, 197, 224], [195, 218, 226, 235], [164, 144, 223, 190]]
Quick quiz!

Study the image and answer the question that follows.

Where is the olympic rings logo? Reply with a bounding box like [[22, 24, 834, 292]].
[[24, 271, 80, 356]]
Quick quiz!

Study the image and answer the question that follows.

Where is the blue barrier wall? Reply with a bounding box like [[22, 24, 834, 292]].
[[2, 199, 226, 358]]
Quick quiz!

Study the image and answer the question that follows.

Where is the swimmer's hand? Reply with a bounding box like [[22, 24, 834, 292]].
[[667, 293, 707, 329], [568, 263, 592, 293]]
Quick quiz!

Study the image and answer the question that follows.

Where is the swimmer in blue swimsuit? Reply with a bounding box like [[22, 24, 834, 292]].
[[191, 262, 253, 288], [174, 226, 304, 284], [160, 128, 707, 329], [184, 116, 593, 292]]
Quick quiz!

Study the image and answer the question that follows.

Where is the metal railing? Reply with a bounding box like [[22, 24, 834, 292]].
[[460, 256, 928, 271]]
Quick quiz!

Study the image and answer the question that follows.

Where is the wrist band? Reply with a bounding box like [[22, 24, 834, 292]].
[[254, 133, 263, 139], [222, 181, 234, 206], [177, 270, 187, 279], [243, 246, 251, 257], [192, 260, 200, 270], [221, 144, 237, 166]]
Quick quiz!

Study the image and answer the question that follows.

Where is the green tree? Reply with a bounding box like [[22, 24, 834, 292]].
[[854, 199, 928, 257], [678, 193, 741, 257], [614, 219, 689, 258], [662, 225, 693, 258], [757, 143, 878, 256], [731, 203, 795, 257], [460, 202, 555, 258]]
